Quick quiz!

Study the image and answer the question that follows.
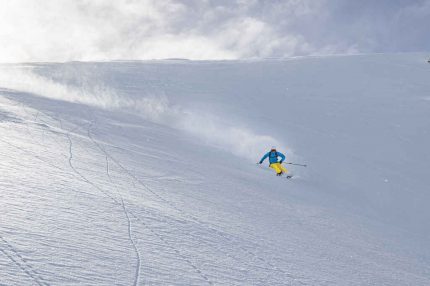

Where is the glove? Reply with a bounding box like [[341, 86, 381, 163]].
[[279, 160, 283, 164]]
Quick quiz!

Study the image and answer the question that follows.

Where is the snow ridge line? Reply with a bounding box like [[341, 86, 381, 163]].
[[89, 135, 302, 284], [87, 124, 214, 286], [0, 236, 50, 286]]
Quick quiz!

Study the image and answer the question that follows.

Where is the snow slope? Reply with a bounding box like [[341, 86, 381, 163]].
[[0, 53, 429, 285]]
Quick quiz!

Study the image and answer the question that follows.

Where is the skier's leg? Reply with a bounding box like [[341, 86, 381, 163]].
[[269, 163, 277, 172], [270, 163, 283, 175], [279, 164, 288, 174]]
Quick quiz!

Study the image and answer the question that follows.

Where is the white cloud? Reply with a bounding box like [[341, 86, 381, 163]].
[[0, 0, 429, 62], [0, 0, 316, 62]]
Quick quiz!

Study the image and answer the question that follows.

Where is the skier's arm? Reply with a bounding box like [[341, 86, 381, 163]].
[[278, 152, 286, 163], [259, 152, 269, 164]]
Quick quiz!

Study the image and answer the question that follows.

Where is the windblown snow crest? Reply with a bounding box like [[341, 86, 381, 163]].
[[0, 66, 282, 161]]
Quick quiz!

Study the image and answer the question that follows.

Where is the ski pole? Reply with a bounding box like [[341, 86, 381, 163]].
[[283, 162, 307, 167]]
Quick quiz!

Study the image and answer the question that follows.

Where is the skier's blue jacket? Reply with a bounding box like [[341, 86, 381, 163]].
[[259, 151, 285, 165]]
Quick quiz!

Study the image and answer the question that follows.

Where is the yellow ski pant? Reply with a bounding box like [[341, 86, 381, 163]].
[[270, 163, 288, 174]]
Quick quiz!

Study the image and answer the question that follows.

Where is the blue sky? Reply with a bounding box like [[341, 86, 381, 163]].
[[0, 0, 429, 62]]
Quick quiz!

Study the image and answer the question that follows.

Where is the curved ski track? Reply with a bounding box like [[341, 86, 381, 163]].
[[0, 236, 50, 286], [87, 122, 214, 286]]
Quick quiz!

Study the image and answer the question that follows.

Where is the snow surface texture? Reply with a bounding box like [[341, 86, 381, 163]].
[[0, 53, 429, 285]]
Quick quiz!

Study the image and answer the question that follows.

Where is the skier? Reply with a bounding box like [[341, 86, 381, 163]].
[[258, 147, 289, 176]]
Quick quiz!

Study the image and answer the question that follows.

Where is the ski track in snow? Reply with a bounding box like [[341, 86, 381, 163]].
[[2, 100, 148, 285], [2, 103, 218, 285], [3, 107, 132, 284], [59, 119, 119, 203], [58, 119, 145, 285], [129, 211, 214, 286], [55, 115, 216, 285], [102, 129, 142, 286], [0, 236, 49, 286], [87, 122, 216, 286], [120, 197, 142, 286]]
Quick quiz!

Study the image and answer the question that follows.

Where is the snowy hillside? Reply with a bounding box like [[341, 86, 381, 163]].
[[0, 53, 429, 285]]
